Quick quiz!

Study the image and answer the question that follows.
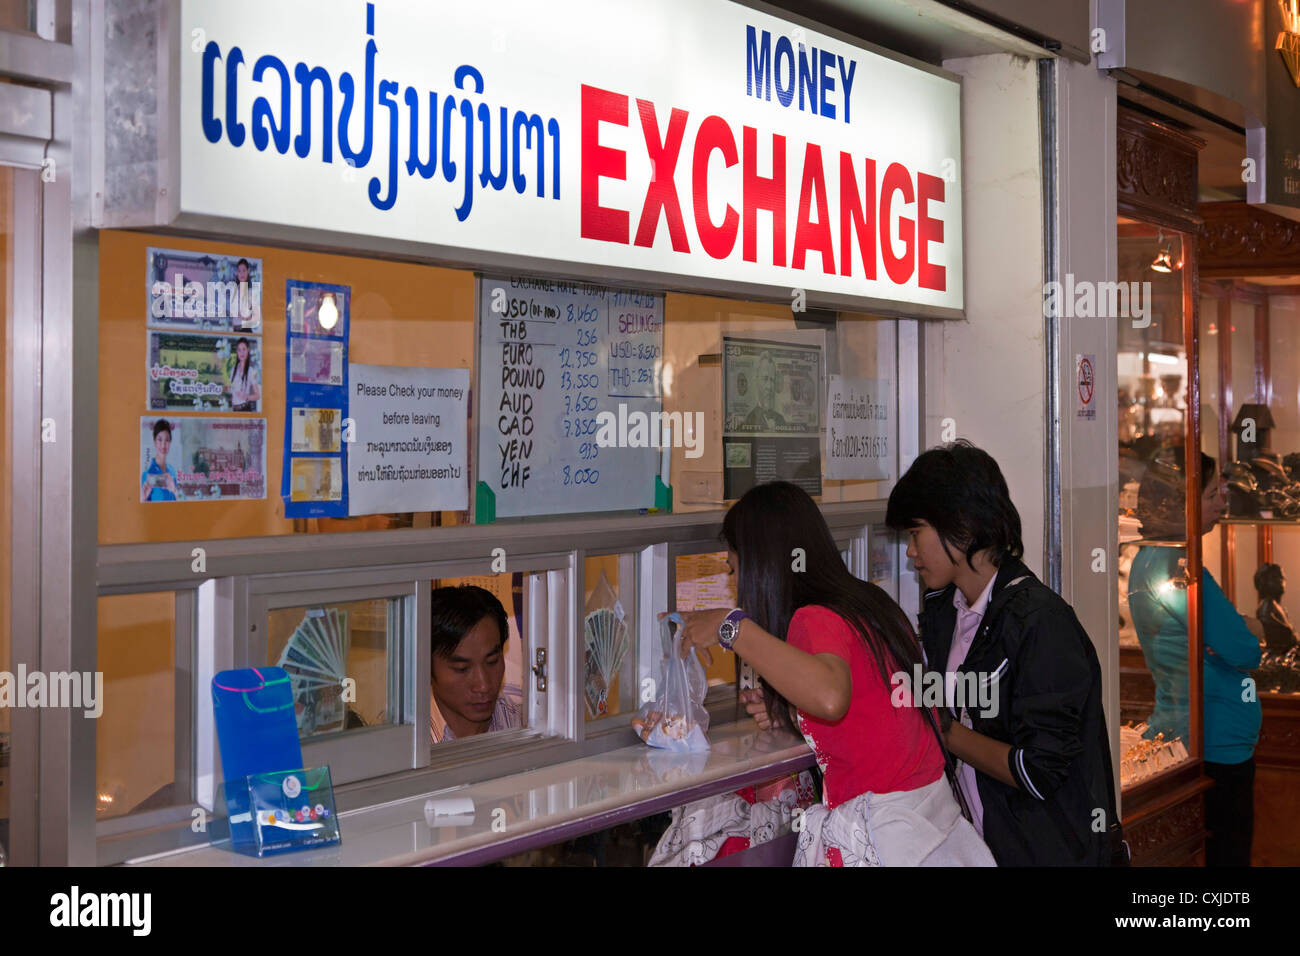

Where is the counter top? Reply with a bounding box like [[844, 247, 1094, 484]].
[[128, 721, 813, 867]]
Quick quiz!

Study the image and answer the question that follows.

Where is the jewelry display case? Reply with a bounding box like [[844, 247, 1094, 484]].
[[1196, 199, 1300, 865], [1114, 106, 1211, 866]]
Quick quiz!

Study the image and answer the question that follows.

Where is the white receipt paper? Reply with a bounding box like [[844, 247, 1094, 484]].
[[424, 797, 476, 828]]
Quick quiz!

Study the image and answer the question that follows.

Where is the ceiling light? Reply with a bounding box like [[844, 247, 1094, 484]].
[[1151, 229, 1177, 272], [318, 293, 339, 330]]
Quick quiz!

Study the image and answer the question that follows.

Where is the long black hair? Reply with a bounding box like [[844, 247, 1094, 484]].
[[722, 481, 968, 813], [232, 337, 253, 387], [724, 482, 921, 707]]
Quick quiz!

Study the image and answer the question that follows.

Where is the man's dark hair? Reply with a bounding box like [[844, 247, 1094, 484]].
[[886, 440, 1024, 570], [429, 585, 508, 666], [236, 258, 250, 270], [152, 418, 172, 439]]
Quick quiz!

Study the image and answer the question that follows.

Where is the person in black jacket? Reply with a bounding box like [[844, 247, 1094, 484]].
[[886, 441, 1118, 866]]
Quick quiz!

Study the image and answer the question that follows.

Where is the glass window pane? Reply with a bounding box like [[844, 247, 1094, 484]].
[[664, 293, 897, 511], [824, 313, 898, 503], [1120, 542, 1193, 786], [1202, 289, 1300, 696], [1117, 222, 1196, 787], [0, 1, 31, 33], [98, 230, 475, 545], [1269, 295, 1300, 455], [582, 555, 637, 720], [97, 593, 176, 820], [267, 595, 407, 738], [0, 165, 14, 853], [429, 575, 526, 743], [674, 551, 737, 687], [868, 525, 898, 602]]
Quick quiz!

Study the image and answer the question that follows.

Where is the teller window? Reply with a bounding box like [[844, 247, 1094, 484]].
[[429, 574, 528, 744], [265, 596, 404, 738], [250, 580, 419, 786], [582, 555, 637, 723], [672, 548, 739, 691]]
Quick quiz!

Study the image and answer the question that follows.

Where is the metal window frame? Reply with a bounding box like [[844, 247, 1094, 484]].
[[3, 158, 43, 869], [245, 579, 420, 786], [13, 0, 92, 867], [576, 549, 643, 737], [0, 4, 69, 873], [92, 508, 883, 863], [91, 587, 196, 843]]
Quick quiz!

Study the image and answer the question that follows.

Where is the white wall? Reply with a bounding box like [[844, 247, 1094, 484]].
[[1052, 56, 1120, 781], [927, 53, 1046, 574], [927, 53, 1122, 780]]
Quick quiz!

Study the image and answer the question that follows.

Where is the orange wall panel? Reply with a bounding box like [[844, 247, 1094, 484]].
[[99, 230, 475, 545]]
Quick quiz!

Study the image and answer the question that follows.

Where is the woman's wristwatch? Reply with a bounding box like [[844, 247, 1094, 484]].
[[717, 608, 750, 650]]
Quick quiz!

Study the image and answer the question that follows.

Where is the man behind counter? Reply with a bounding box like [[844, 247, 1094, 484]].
[[430, 585, 523, 744]]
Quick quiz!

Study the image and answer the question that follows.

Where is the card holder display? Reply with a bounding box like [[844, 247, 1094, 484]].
[[211, 666, 342, 857], [225, 766, 341, 857]]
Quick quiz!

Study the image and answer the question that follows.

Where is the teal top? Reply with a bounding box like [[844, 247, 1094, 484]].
[[1128, 546, 1262, 765], [1128, 548, 1258, 764]]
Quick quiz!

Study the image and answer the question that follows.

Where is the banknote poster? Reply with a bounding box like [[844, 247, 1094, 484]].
[[147, 331, 263, 412], [291, 407, 343, 453], [825, 375, 892, 481], [139, 416, 266, 502], [282, 279, 350, 518], [288, 284, 348, 338], [722, 336, 823, 499], [290, 338, 344, 387], [146, 246, 262, 332], [347, 364, 469, 515], [289, 458, 343, 503]]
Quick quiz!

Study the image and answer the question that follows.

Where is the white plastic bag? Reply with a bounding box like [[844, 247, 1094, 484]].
[[632, 613, 710, 752]]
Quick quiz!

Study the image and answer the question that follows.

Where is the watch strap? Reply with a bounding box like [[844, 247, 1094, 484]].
[[718, 608, 749, 650]]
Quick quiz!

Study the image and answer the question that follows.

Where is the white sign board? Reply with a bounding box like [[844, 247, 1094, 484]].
[[348, 364, 469, 515], [825, 375, 891, 480], [178, 0, 962, 312], [477, 277, 664, 519]]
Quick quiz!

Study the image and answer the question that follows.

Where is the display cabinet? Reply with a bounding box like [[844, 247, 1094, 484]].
[[1114, 106, 1212, 866], [1196, 199, 1300, 864]]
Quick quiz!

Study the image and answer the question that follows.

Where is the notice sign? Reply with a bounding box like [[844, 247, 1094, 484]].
[[348, 364, 469, 516], [1076, 354, 1096, 421], [825, 375, 891, 481]]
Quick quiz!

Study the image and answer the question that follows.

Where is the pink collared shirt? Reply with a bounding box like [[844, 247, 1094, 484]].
[[430, 683, 523, 744], [947, 574, 997, 837]]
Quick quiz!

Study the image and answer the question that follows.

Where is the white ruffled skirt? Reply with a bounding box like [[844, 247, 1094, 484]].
[[794, 775, 996, 867]]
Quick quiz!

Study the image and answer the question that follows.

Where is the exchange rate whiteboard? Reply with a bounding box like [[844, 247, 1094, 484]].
[[476, 276, 664, 519]]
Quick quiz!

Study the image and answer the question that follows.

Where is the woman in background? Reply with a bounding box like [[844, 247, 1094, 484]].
[[673, 481, 992, 867], [228, 337, 260, 411], [1129, 448, 1262, 866]]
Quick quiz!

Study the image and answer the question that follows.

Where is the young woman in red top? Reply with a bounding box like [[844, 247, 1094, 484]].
[[675, 481, 994, 866]]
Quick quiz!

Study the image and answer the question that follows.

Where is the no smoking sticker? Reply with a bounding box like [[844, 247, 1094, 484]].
[[1076, 354, 1096, 421]]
